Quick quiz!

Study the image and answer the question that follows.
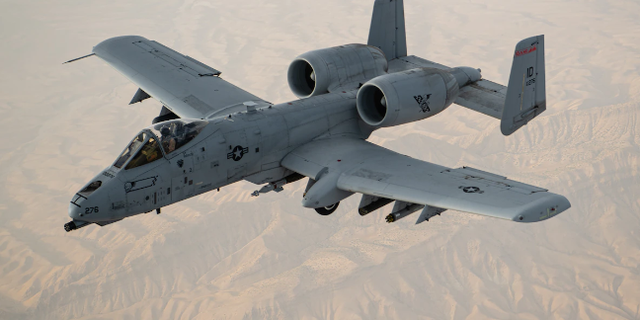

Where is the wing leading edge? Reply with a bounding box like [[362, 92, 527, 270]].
[[92, 35, 269, 119], [282, 138, 570, 223]]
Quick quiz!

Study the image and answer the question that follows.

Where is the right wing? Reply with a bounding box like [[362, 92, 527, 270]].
[[282, 138, 570, 223], [92, 36, 270, 119]]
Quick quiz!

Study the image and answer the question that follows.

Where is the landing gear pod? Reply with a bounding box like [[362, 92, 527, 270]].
[[315, 202, 340, 216], [302, 173, 353, 210]]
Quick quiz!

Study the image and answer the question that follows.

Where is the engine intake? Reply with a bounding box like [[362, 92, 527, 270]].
[[287, 44, 387, 99], [356, 68, 461, 128]]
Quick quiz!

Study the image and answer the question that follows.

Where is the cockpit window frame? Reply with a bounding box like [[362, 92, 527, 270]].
[[111, 119, 209, 170], [113, 131, 148, 169], [112, 129, 167, 170], [124, 135, 164, 170], [149, 119, 208, 159]]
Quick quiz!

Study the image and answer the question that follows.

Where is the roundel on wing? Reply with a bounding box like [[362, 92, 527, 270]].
[[462, 186, 481, 194]]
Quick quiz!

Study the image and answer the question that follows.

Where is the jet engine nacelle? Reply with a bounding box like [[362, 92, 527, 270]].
[[287, 44, 388, 99], [356, 68, 460, 128]]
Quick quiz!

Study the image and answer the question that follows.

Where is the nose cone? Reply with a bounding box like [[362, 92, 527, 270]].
[[68, 203, 82, 220]]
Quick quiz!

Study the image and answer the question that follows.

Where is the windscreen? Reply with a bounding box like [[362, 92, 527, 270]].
[[125, 137, 162, 170], [150, 119, 208, 155], [114, 132, 147, 168]]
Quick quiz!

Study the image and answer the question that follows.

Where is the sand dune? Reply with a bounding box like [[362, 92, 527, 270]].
[[0, 0, 639, 319]]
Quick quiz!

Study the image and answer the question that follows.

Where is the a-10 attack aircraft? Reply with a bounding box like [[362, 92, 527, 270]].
[[64, 0, 570, 232]]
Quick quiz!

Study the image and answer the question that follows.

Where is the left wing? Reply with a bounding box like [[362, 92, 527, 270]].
[[282, 138, 570, 223], [92, 36, 269, 119]]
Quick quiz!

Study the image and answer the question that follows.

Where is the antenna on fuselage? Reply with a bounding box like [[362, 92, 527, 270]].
[[367, 0, 407, 60]]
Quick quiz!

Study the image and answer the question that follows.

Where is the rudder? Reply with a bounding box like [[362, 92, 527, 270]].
[[367, 0, 407, 60]]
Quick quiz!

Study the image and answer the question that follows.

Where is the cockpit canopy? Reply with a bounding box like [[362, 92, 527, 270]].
[[113, 131, 162, 170], [150, 119, 208, 155], [113, 119, 208, 170]]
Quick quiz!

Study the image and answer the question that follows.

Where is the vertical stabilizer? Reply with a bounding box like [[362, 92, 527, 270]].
[[501, 35, 546, 136], [367, 0, 407, 60]]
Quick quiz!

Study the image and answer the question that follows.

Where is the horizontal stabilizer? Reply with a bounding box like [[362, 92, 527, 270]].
[[455, 79, 507, 119], [453, 36, 546, 135]]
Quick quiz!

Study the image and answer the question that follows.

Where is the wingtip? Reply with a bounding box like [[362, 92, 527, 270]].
[[514, 193, 571, 223]]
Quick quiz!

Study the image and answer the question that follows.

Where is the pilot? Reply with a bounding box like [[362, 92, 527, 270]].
[[143, 139, 160, 162], [160, 127, 177, 153]]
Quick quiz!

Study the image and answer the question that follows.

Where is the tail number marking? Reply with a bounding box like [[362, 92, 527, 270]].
[[525, 67, 536, 86], [84, 206, 99, 215]]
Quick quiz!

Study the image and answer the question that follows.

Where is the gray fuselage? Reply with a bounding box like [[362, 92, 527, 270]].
[[68, 90, 384, 223]]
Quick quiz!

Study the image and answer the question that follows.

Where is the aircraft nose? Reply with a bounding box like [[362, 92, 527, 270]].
[[68, 203, 82, 220]]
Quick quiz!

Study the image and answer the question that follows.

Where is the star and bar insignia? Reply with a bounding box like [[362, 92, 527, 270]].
[[227, 145, 249, 161]]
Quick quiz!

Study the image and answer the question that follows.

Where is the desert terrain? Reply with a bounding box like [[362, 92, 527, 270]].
[[0, 0, 639, 319]]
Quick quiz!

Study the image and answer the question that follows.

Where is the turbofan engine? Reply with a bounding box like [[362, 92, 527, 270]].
[[287, 44, 388, 99], [356, 67, 481, 128]]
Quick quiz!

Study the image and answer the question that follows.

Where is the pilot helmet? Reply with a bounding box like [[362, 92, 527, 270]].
[[160, 127, 171, 136]]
